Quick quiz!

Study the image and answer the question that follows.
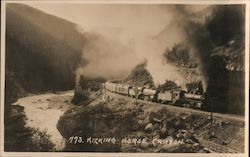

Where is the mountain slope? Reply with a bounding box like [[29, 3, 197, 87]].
[[5, 4, 86, 114]]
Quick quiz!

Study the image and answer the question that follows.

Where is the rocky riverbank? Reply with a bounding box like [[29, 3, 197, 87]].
[[57, 92, 245, 152]]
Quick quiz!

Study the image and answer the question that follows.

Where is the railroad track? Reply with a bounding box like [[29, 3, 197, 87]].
[[199, 139, 240, 153], [104, 90, 244, 153], [105, 90, 244, 122]]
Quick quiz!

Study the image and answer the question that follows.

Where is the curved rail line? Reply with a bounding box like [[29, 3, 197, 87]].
[[105, 89, 244, 122], [104, 89, 243, 153]]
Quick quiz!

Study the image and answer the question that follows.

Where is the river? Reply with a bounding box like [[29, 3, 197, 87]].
[[13, 90, 74, 150]]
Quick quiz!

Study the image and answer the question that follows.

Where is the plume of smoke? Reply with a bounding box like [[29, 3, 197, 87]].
[[72, 4, 211, 88], [133, 36, 186, 86], [27, 3, 211, 88], [77, 32, 142, 80], [162, 6, 214, 91]]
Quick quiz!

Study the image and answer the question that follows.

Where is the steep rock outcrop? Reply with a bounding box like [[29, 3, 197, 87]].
[[57, 102, 138, 151]]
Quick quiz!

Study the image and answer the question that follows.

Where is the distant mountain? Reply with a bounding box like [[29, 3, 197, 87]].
[[5, 4, 86, 113]]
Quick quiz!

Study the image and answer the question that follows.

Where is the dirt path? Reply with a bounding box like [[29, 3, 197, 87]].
[[13, 91, 74, 150]]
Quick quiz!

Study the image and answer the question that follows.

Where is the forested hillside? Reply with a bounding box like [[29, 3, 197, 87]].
[[5, 3, 86, 115]]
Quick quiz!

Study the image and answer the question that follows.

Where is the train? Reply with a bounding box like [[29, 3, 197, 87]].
[[104, 82, 204, 109]]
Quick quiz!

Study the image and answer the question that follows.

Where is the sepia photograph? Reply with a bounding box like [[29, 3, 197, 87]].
[[0, 0, 249, 156]]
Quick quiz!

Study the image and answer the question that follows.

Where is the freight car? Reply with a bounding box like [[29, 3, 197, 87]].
[[128, 86, 144, 98], [157, 91, 172, 104], [140, 88, 157, 101], [104, 82, 116, 92], [115, 84, 130, 95]]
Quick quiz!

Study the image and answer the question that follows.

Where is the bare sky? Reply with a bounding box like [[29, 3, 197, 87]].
[[26, 3, 209, 37]]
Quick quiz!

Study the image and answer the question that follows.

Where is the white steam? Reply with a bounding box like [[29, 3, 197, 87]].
[[28, 4, 210, 87]]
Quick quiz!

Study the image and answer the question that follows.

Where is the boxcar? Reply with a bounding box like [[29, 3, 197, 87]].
[[157, 91, 172, 104], [115, 84, 130, 95], [105, 82, 116, 92], [128, 87, 143, 98], [141, 88, 157, 101]]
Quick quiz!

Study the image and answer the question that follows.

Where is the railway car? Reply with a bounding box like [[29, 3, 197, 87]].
[[140, 88, 157, 101], [105, 82, 116, 92], [128, 86, 143, 98], [115, 84, 130, 95], [157, 91, 172, 104]]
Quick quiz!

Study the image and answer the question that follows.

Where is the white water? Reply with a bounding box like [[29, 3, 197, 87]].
[[13, 91, 74, 150]]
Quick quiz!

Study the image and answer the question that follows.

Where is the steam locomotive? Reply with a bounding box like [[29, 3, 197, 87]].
[[104, 82, 204, 109]]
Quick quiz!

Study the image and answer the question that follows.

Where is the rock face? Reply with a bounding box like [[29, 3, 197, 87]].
[[57, 102, 138, 151]]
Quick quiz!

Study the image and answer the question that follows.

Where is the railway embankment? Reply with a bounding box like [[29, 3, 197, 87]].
[[57, 90, 244, 152]]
